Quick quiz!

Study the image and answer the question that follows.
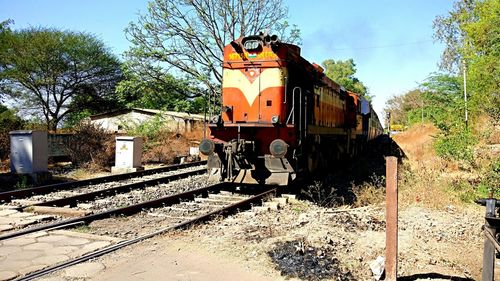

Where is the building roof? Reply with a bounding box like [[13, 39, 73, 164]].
[[90, 108, 205, 121]]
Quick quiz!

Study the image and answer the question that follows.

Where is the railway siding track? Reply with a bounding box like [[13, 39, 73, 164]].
[[0, 161, 206, 203], [1, 182, 281, 281], [0, 163, 209, 240], [27, 168, 206, 208], [0, 170, 209, 241]]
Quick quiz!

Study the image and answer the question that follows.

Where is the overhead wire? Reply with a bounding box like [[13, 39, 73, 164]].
[[328, 40, 435, 51]]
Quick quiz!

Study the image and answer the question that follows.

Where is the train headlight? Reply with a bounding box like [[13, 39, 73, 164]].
[[199, 139, 215, 155], [271, 115, 279, 124], [269, 139, 288, 158]]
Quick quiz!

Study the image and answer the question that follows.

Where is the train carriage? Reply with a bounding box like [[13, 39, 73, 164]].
[[199, 34, 383, 185]]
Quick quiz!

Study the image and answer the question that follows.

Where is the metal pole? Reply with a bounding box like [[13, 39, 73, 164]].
[[482, 196, 497, 281], [421, 100, 424, 124], [463, 61, 468, 128], [385, 156, 398, 281]]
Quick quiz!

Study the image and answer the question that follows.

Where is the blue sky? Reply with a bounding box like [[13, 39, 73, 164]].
[[0, 0, 454, 116]]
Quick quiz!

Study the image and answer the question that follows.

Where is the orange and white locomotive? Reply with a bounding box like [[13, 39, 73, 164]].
[[199, 34, 383, 185]]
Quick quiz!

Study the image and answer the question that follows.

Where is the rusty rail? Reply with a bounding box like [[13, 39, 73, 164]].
[[0, 181, 227, 241], [30, 168, 206, 208], [17, 186, 277, 280], [0, 161, 206, 203]]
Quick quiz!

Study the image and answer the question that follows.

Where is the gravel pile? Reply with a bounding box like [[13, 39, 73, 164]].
[[268, 240, 354, 281]]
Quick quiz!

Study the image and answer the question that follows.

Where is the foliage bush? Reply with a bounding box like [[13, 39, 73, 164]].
[[479, 159, 500, 197], [66, 122, 115, 171], [118, 115, 196, 164], [301, 181, 341, 208], [0, 105, 23, 160], [434, 128, 477, 164], [351, 174, 386, 207]]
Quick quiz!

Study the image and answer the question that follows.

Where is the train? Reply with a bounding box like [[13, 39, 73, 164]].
[[199, 34, 383, 186]]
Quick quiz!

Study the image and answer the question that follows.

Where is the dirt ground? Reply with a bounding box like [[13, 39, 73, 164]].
[[44, 125, 495, 280], [45, 199, 488, 281]]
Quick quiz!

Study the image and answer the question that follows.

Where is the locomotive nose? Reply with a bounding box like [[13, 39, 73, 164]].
[[199, 139, 215, 155]]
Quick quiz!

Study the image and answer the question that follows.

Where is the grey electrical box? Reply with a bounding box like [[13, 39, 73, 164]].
[[112, 136, 143, 173], [10, 130, 48, 174]]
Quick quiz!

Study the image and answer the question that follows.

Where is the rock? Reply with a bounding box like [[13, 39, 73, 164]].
[[298, 213, 309, 225], [369, 256, 385, 280]]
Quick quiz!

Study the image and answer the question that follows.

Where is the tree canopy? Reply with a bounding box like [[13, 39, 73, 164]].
[[124, 0, 300, 101], [0, 104, 23, 160], [434, 0, 499, 120], [115, 64, 205, 113], [0, 23, 122, 131], [322, 58, 369, 99]]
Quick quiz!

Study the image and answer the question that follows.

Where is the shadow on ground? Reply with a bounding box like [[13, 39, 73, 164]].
[[297, 134, 407, 206], [398, 273, 474, 281]]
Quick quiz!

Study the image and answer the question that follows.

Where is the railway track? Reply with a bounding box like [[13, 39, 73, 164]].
[[0, 161, 206, 204], [5, 181, 279, 280], [0, 160, 287, 280], [0, 163, 209, 238]]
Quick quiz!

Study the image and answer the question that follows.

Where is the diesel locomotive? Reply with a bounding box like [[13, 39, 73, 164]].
[[199, 34, 383, 185]]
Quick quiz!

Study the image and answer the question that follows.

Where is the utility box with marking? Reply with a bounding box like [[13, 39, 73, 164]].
[[111, 136, 144, 173], [10, 130, 51, 184]]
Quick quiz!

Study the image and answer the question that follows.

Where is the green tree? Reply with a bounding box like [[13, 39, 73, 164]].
[[125, 0, 301, 100], [434, 0, 499, 120], [384, 89, 424, 127], [419, 73, 464, 132], [0, 104, 23, 159], [419, 73, 477, 162], [0, 24, 122, 131], [115, 64, 206, 113], [322, 58, 369, 99]]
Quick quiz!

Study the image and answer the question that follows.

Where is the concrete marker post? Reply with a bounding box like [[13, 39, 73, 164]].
[[385, 156, 398, 280]]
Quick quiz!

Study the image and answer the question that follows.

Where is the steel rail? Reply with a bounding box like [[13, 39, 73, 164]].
[[0, 161, 207, 202], [0, 182, 226, 241], [18, 187, 277, 281], [29, 168, 206, 208]]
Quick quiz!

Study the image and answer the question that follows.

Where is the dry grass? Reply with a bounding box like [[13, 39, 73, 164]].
[[393, 123, 485, 209], [142, 125, 204, 164], [392, 123, 439, 170], [351, 174, 386, 207]]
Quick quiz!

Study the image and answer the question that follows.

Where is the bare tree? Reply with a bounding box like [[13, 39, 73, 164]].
[[125, 0, 300, 98]]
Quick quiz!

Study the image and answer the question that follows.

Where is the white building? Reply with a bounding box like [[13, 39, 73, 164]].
[[89, 108, 205, 134]]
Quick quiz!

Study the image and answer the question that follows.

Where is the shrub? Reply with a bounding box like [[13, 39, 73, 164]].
[[66, 122, 114, 171], [119, 115, 201, 164], [0, 106, 23, 160], [351, 174, 386, 207], [478, 159, 500, 198], [435, 128, 477, 164], [301, 181, 341, 208]]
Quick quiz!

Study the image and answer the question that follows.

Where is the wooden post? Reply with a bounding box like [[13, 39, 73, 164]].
[[386, 156, 398, 280]]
